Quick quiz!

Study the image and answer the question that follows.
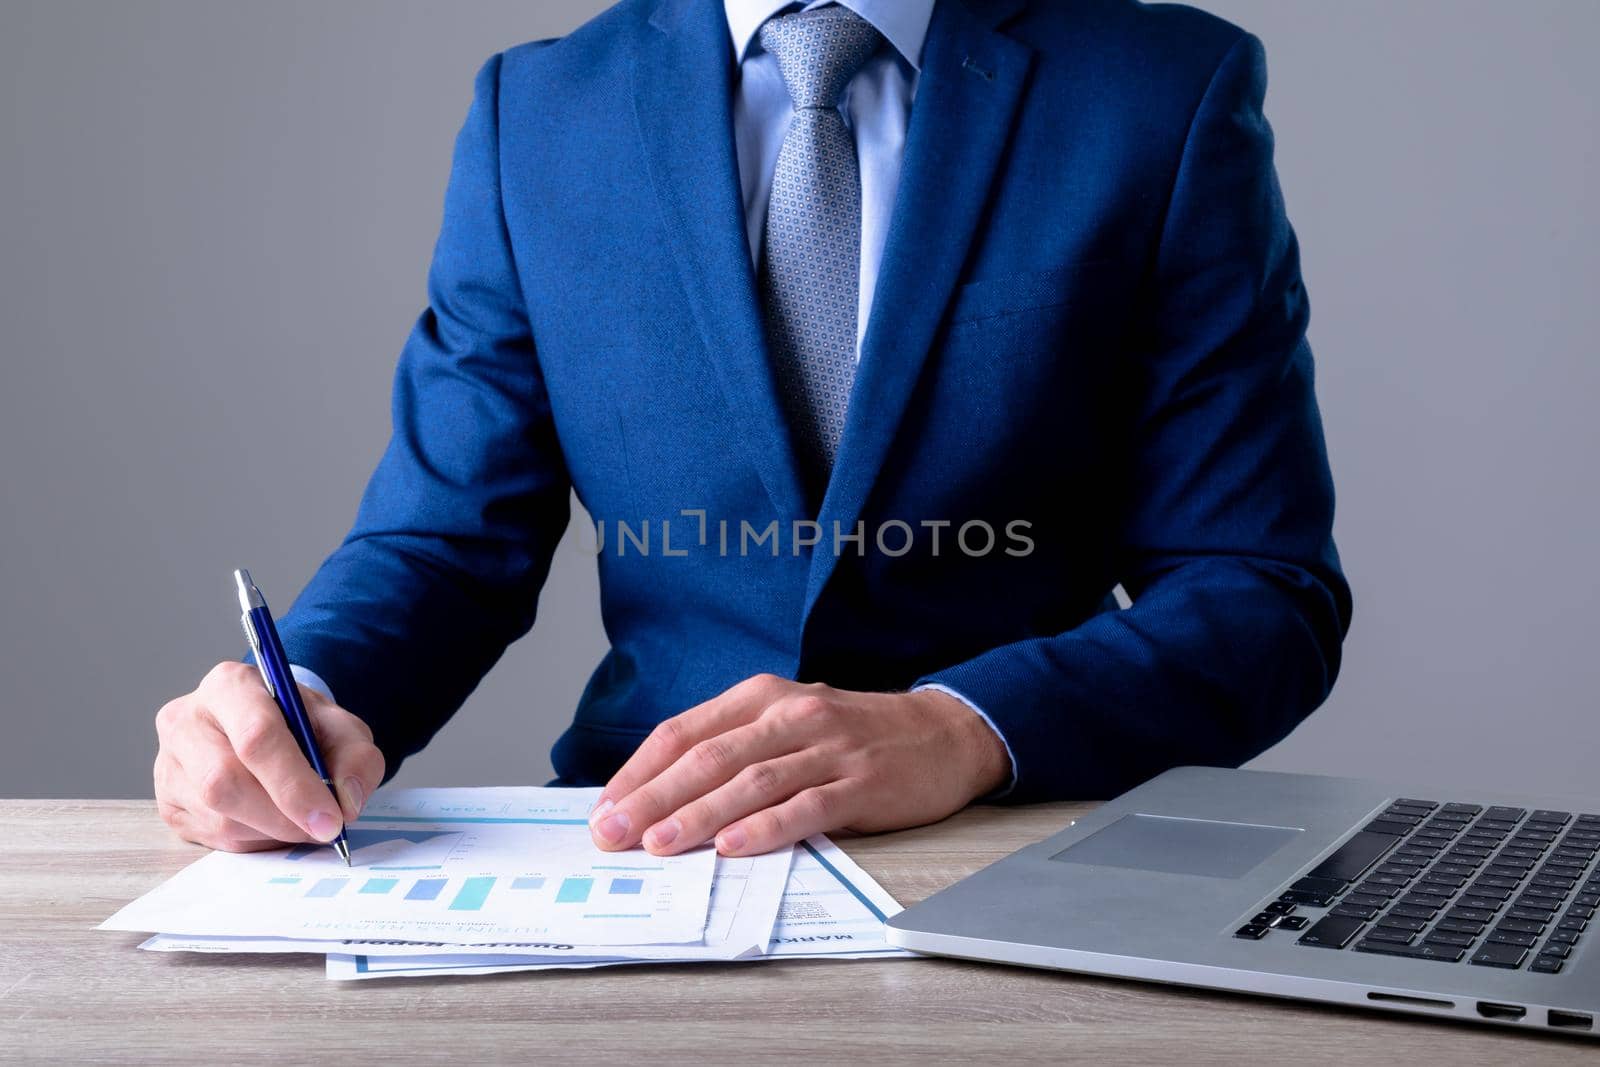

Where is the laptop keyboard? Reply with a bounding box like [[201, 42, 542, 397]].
[[1235, 800, 1600, 973]]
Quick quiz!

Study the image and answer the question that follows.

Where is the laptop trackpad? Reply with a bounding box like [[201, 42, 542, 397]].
[[1050, 814, 1302, 879]]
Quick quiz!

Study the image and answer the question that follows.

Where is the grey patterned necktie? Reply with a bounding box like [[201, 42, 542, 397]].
[[758, 5, 883, 486]]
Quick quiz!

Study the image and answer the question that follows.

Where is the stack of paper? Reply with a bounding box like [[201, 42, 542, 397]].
[[100, 787, 910, 980]]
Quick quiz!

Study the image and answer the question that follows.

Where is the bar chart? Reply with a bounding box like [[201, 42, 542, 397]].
[[103, 788, 718, 946]]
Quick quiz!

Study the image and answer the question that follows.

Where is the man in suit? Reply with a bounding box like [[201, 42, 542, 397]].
[[153, 0, 1351, 861]]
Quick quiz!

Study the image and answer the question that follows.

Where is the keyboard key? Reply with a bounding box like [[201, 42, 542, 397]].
[[1531, 810, 1572, 825], [1437, 918, 1487, 935], [1298, 914, 1367, 949], [1487, 930, 1537, 947], [1344, 892, 1392, 909], [1458, 896, 1506, 913], [1235, 923, 1269, 940], [1447, 907, 1496, 923], [1424, 930, 1476, 947], [1471, 942, 1528, 968], [1252, 911, 1279, 926], [1558, 916, 1589, 933], [1365, 872, 1413, 889], [1356, 939, 1465, 962], [1401, 892, 1452, 910], [1443, 848, 1489, 863], [1443, 803, 1483, 815], [1292, 875, 1347, 896], [1397, 798, 1440, 810], [1377, 861, 1424, 876], [1353, 882, 1400, 900], [1473, 876, 1519, 891], [1485, 807, 1527, 822], [1530, 955, 1564, 974], [1329, 903, 1379, 920], [1376, 915, 1428, 932], [1277, 914, 1310, 930], [1364, 926, 1417, 945], [1548, 929, 1581, 945], [1264, 900, 1297, 915], [1307, 831, 1397, 883], [1508, 906, 1558, 923], [1280, 889, 1338, 907], [1374, 812, 1423, 827], [1388, 904, 1437, 921], [1496, 917, 1545, 935], [1538, 942, 1572, 959]]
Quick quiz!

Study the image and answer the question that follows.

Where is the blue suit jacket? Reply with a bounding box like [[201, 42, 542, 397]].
[[278, 0, 1353, 803]]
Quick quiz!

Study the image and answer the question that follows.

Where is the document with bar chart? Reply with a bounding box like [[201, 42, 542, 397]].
[[100, 787, 715, 945]]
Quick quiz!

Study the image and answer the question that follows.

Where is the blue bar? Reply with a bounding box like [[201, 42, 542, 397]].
[[359, 878, 398, 895], [609, 878, 644, 895], [267, 876, 300, 885], [511, 877, 546, 890], [405, 878, 447, 901], [448, 877, 496, 912], [306, 878, 348, 899], [555, 877, 593, 904]]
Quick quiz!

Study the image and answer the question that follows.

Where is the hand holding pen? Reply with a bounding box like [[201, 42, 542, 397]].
[[150, 574, 386, 858]]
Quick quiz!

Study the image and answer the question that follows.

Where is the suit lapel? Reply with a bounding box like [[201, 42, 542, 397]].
[[633, 0, 809, 524], [803, 0, 1034, 616]]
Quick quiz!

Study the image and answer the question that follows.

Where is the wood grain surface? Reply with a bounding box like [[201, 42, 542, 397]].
[[0, 799, 1589, 1064]]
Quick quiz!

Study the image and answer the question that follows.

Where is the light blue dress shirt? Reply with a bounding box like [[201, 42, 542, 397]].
[[297, 0, 1017, 795]]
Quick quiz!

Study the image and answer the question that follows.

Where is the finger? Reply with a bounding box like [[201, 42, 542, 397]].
[[643, 748, 832, 856], [161, 802, 282, 853], [305, 700, 385, 822], [714, 780, 862, 857], [207, 676, 345, 843], [592, 673, 788, 838], [164, 714, 309, 843], [599, 717, 802, 852]]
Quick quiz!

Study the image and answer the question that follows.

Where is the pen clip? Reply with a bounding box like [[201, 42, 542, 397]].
[[239, 612, 276, 700]]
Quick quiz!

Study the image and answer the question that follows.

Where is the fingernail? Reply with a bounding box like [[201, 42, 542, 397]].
[[595, 810, 630, 844], [645, 818, 680, 850], [307, 809, 342, 843], [342, 777, 365, 816], [589, 798, 614, 823], [717, 825, 747, 853]]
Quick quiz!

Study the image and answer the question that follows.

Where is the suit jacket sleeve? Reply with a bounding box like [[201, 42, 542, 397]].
[[918, 34, 1354, 803], [275, 53, 571, 771]]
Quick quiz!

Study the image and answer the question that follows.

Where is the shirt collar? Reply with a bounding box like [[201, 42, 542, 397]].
[[724, 0, 935, 71]]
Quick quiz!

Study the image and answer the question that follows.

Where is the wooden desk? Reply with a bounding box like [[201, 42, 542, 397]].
[[1, 800, 1588, 1064]]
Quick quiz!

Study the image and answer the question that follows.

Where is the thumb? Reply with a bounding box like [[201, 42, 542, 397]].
[[306, 696, 385, 823]]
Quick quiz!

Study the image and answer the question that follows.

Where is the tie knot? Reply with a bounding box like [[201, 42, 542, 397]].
[[759, 5, 884, 111]]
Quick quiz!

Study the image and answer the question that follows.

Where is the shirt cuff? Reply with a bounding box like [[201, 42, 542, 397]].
[[911, 682, 1018, 800], [289, 664, 335, 704]]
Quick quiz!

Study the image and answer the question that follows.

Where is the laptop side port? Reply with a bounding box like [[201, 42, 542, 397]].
[[1548, 1009, 1594, 1031], [1475, 1002, 1526, 1021], [1366, 992, 1453, 1010]]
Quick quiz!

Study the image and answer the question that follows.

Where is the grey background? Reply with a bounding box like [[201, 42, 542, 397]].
[[2, 0, 1596, 799]]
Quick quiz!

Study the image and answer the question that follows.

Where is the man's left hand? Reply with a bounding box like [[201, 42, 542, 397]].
[[588, 674, 1011, 856]]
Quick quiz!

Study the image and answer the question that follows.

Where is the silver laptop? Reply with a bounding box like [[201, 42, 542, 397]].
[[886, 767, 1599, 1037]]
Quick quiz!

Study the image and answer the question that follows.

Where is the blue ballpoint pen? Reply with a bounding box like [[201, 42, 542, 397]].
[[234, 569, 352, 865]]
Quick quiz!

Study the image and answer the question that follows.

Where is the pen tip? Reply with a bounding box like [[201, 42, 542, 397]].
[[334, 838, 352, 866]]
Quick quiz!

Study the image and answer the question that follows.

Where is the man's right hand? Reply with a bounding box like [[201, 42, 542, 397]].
[[153, 662, 386, 852]]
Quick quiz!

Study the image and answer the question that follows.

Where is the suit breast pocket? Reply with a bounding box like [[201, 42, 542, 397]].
[[944, 259, 1127, 330]]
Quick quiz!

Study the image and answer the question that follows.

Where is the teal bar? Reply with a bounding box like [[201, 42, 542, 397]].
[[511, 877, 546, 890], [359, 878, 399, 895], [448, 876, 496, 912], [555, 877, 593, 904]]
